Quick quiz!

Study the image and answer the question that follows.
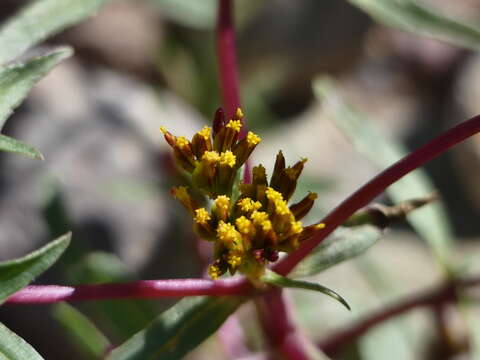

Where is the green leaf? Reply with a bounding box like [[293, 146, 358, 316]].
[[53, 302, 111, 359], [0, 232, 71, 305], [262, 270, 350, 310], [0, 0, 110, 65], [106, 296, 244, 360], [0, 134, 43, 159], [346, 0, 480, 51], [314, 78, 453, 268], [0, 47, 72, 131], [0, 322, 44, 360], [146, 0, 216, 30], [292, 225, 383, 278]]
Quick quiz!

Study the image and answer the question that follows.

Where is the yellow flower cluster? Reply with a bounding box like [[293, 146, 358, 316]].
[[161, 108, 324, 279]]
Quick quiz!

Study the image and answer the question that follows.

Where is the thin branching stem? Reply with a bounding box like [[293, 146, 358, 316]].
[[217, 0, 242, 129], [274, 114, 480, 276], [318, 275, 480, 356], [5, 278, 252, 304], [256, 289, 316, 360]]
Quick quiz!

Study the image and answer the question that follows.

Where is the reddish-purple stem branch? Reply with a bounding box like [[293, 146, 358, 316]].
[[217, 0, 251, 184], [274, 115, 480, 276], [318, 276, 480, 356], [6, 278, 252, 304], [217, 0, 246, 136], [257, 289, 317, 360]]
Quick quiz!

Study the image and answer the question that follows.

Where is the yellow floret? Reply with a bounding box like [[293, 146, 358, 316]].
[[274, 199, 290, 216], [261, 219, 272, 232], [194, 208, 211, 224], [315, 223, 326, 230], [202, 151, 220, 162], [236, 107, 244, 119], [198, 126, 212, 140], [219, 151, 236, 167], [290, 221, 303, 234], [208, 264, 221, 279], [159, 126, 168, 134], [238, 198, 262, 212], [236, 216, 252, 234], [217, 221, 238, 242], [215, 195, 230, 210], [247, 131, 261, 146], [176, 136, 189, 148], [226, 253, 243, 267], [266, 187, 284, 201], [251, 211, 269, 224], [226, 120, 242, 132]]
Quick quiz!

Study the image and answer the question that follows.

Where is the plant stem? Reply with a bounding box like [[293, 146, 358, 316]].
[[274, 114, 480, 276], [256, 289, 322, 360], [318, 275, 480, 356], [5, 278, 252, 304], [217, 0, 246, 137]]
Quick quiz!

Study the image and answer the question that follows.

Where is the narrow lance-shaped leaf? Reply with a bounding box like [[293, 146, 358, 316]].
[[346, 0, 480, 51], [292, 225, 382, 278], [53, 302, 111, 359], [0, 134, 43, 159], [0, 232, 71, 305], [314, 78, 453, 267], [0, 0, 110, 65], [0, 47, 72, 131], [262, 270, 350, 311], [106, 296, 245, 360], [146, 0, 216, 30], [0, 322, 44, 360]]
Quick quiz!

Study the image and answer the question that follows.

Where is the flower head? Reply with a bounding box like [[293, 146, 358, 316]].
[[161, 108, 323, 279]]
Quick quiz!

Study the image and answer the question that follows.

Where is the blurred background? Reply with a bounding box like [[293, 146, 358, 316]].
[[1, 0, 480, 359]]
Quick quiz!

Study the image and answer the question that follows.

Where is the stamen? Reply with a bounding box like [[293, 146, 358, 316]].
[[238, 198, 262, 212], [235, 107, 244, 119], [226, 253, 242, 267], [176, 136, 189, 148], [202, 151, 220, 162], [215, 195, 230, 210], [290, 221, 303, 234], [219, 151, 236, 167], [226, 120, 242, 133], [247, 131, 261, 145], [208, 264, 221, 279], [236, 216, 252, 234], [315, 223, 326, 230], [198, 126, 212, 140], [217, 221, 238, 242], [194, 208, 211, 224], [251, 211, 269, 224]]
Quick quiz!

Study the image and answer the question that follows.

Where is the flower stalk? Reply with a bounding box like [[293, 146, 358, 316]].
[[217, 0, 243, 134]]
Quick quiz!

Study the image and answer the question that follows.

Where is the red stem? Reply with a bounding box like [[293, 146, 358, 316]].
[[5, 278, 252, 304], [318, 276, 480, 356], [256, 289, 318, 360], [274, 114, 480, 276], [217, 0, 247, 137]]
